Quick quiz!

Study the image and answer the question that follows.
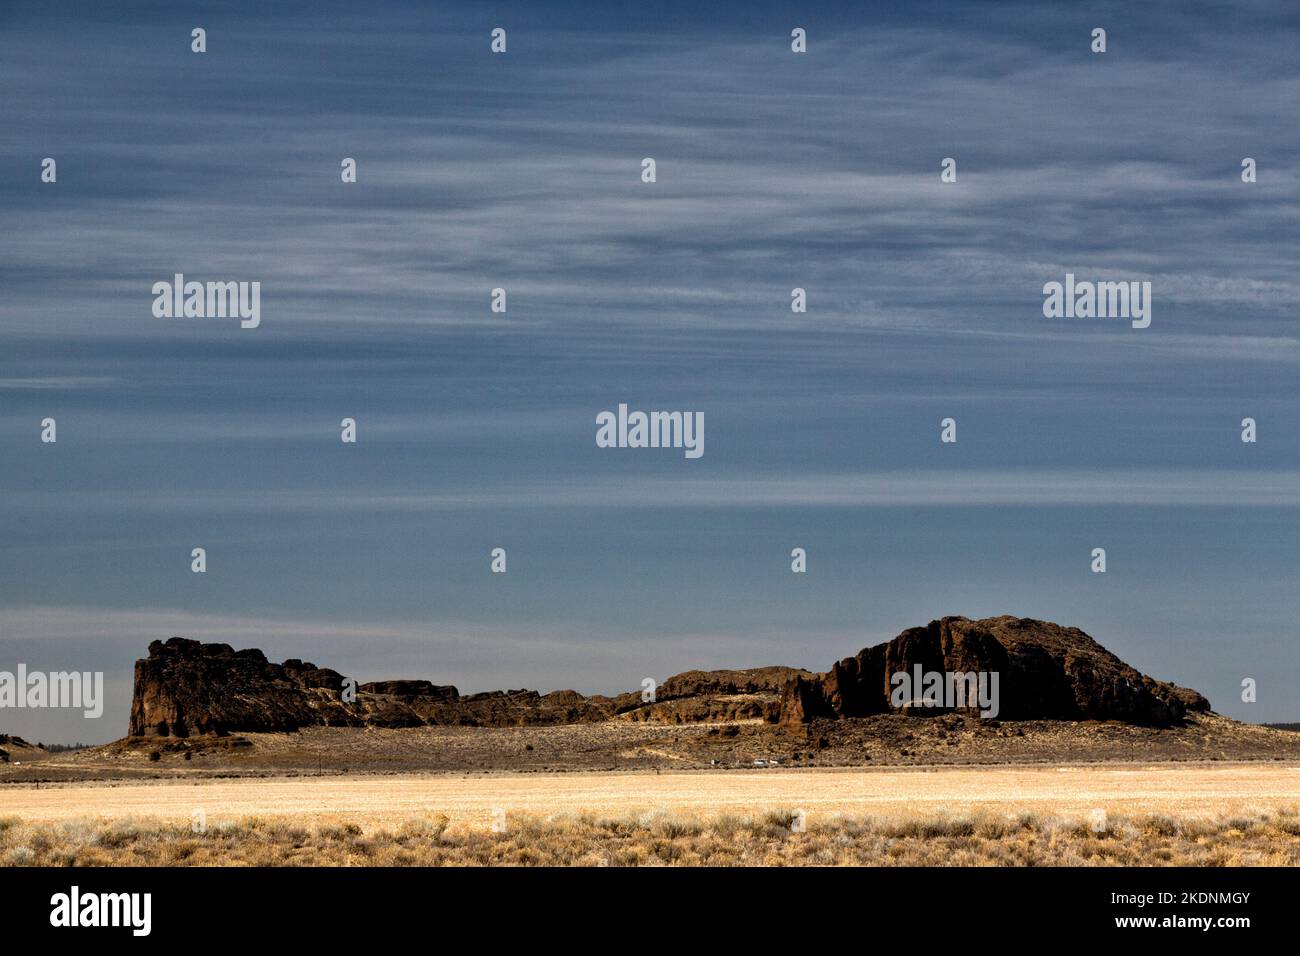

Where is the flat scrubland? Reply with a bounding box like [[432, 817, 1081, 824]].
[[3, 805, 1298, 867], [6, 712, 1300, 784], [4, 718, 1298, 865], [1, 763, 1298, 866]]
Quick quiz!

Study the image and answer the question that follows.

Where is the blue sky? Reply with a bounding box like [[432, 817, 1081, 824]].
[[2, 0, 1298, 742]]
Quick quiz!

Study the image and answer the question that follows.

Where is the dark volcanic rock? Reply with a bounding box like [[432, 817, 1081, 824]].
[[778, 616, 1209, 727], [129, 638, 614, 737], [128, 638, 805, 737], [655, 667, 810, 702], [360, 680, 458, 700], [778, 674, 839, 724], [129, 616, 1211, 738], [129, 638, 353, 737]]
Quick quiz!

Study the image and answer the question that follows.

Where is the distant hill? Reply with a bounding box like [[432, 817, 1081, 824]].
[[128, 615, 1209, 739], [782, 616, 1209, 727], [0, 734, 46, 763]]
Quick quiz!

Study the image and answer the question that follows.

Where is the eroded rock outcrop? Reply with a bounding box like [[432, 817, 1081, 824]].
[[777, 616, 1209, 727], [130, 617, 1211, 737], [128, 638, 798, 737], [619, 667, 813, 724]]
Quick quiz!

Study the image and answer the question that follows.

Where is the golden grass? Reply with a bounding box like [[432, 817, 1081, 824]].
[[3, 806, 1298, 867], [5, 764, 1298, 828]]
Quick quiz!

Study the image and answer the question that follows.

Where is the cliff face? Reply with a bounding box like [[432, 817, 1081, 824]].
[[128, 638, 805, 737], [777, 616, 1209, 727], [129, 637, 629, 737], [131, 639, 351, 737], [129, 617, 1211, 737]]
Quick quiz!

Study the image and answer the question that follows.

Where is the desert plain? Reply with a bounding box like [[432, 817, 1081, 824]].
[[2, 717, 1300, 866]]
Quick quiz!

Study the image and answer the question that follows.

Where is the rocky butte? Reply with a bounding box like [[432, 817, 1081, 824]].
[[127, 638, 803, 737], [780, 616, 1207, 726], [128, 616, 1209, 738]]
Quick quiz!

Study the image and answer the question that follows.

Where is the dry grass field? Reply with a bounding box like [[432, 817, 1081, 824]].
[[7, 712, 1300, 785], [5, 807, 1300, 866], [2, 762, 1298, 865], [5, 720, 1299, 865]]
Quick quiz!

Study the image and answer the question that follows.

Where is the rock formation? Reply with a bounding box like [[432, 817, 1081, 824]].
[[129, 638, 809, 737], [129, 638, 618, 737], [777, 616, 1208, 727], [129, 617, 1211, 737]]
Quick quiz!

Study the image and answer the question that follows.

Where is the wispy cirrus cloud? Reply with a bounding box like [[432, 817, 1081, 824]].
[[2, 1, 1299, 740], [3, 470, 1297, 512], [0, 377, 116, 390]]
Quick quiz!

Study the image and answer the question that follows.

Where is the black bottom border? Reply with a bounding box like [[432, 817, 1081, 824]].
[[1, 865, 1280, 940]]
